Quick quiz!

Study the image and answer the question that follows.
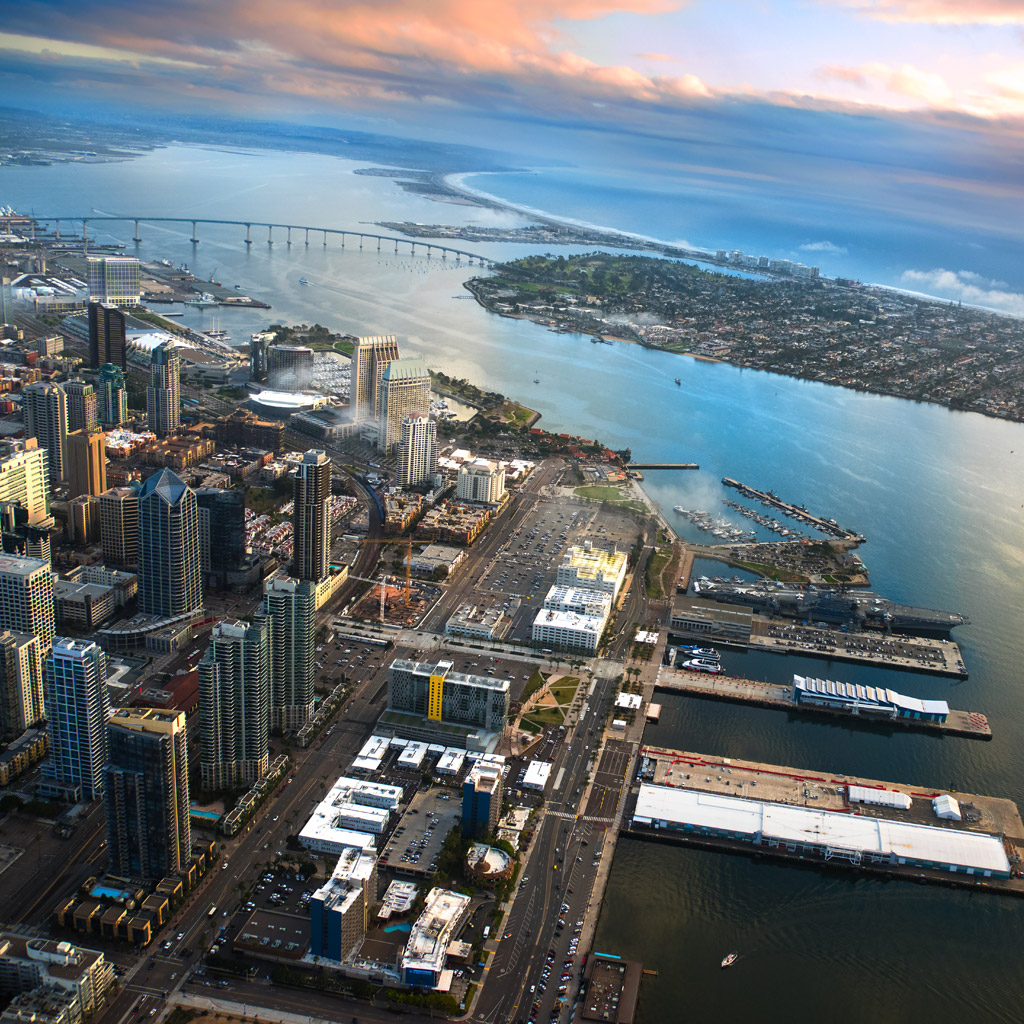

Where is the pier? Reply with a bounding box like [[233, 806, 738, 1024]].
[[722, 477, 862, 540], [627, 462, 699, 470], [624, 746, 1024, 896], [655, 666, 991, 738]]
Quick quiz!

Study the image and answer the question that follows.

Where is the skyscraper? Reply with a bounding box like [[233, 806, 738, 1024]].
[[351, 335, 400, 422], [99, 485, 139, 568], [85, 256, 140, 306], [44, 638, 110, 801], [0, 554, 54, 653], [196, 487, 246, 584], [0, 439, 51, 525], [261, 576, 316, 731], [66, 431, 107, 500], [88, 302, 127, 370], [293, 450, 331, 584], [397, 414, 438, 488], [104, 708, 191, 879], [64, 380, 99, 434], [147, 343, 180, 438], [137, 469, 201, 618], [378, 358, 431, 453], [0, 631, 44, 737], [96, 363, 128, 427], [21, 382, 67, 483], [266, 344, 314, 390], [198, 619, 270, 790]]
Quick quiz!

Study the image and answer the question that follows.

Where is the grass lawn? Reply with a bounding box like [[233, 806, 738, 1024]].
[[334, 339, 355, 357], [645, 549, 672, 599], [575, 484, 625, 501], [522, 670, 547, 702], [523, 705, 565, 728], [735, 561, 809, 583], [548, 678, 580, 703]]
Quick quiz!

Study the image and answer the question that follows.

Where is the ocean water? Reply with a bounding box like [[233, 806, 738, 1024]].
[[4, 143, 1024, 1021]]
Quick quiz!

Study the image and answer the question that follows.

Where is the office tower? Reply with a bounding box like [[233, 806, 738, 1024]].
[[147, 343, 180, 438], [261, 576, 315, 731], [196, 487, 246, 583], [85, 256, 140, 306], [0, 555, 54, 653], [97, 363, 128, 427], [456, 458, 506, 504], [64, 380, 99, 434], [68, 494, 99, 545], [137, 469, 201, 618], [21, 382, 67, 483], [397, 414, 437, 489], [0, 631, 44, 737], [198, 619, 270, 790], [44, 638, 110, 801], [293, 450, 331, 584], [66, 431, 107, 500], [0, 439, 51, 525], [378, 358, 430, 453], [249, 332, 272, 383], [89, 302, 127, 370], [266, 344, 314, 390], [104, 708, 190, 879], [462, 763, 502, 839], [351, 335, 400, 422], [99, 485, 139, 568]]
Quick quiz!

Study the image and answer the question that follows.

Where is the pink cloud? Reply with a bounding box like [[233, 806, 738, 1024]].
[[819, 61, 954, 106], [822, 0, 1024, 24]]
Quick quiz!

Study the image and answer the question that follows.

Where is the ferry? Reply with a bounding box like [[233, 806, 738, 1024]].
[[721, 953, 738, 969], [681, 658, 723, 673], [679, 645, 719, 660]]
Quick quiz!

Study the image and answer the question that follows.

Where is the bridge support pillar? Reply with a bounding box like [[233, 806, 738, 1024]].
[[340, 233, 345, 247], [82, 219, 88, 253], [286, 226, 291, 246], [359, 235, 363, 250], [133, 219, 142, 244], [245, 223, 252, 246], [267, 225, 273, 245], [426, 245, 431, 258], [395, 240, 399, 253], [191, 221, 199, 244], [305, 228, 309, 246], [377, 238, 381, 252], [323, 230, 327, 247]]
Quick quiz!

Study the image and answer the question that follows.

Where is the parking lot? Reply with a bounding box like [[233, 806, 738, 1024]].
[[227, 868, 316, 962], [377, 787, 462, 877]]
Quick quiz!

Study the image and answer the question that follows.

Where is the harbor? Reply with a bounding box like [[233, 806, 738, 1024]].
[[655, 665, 992, 739], [624, 746, 1024, 896], [721, 477, 865, 541]]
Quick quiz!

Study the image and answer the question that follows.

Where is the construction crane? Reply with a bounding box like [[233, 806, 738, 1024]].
[[341, 537, 413, 607]]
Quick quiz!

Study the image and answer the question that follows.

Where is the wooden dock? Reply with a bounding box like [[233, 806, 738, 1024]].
[[656, 666, 991, 739]]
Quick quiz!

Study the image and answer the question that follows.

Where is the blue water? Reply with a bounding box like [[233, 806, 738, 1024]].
[[189, 808, 222, 821], [90, 885, 131, 900], [3, 142, 1023, 1022], [385, 922, 412, 934]]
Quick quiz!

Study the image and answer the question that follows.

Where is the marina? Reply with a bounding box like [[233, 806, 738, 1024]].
[[626, 746, 1024, 895], [722, 477, 864, 541], [654, 665, 992, 739]]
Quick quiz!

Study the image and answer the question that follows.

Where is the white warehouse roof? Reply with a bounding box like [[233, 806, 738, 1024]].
[[523, 761, 552, 790], [633, 784, 1010, 875]]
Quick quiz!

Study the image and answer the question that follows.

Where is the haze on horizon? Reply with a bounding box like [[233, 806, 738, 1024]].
[[4, 0, 1024, 312]]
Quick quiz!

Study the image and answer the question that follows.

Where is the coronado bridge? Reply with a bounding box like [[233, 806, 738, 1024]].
[[26, 215, 495, 265]]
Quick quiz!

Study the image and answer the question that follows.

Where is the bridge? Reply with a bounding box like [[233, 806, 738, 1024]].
[[26, 215, 495, 265]]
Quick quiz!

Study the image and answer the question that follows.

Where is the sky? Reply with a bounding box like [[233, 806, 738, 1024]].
[[3, 1, 1024, 310]]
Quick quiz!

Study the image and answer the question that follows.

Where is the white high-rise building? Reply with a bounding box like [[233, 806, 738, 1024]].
[[147, 343, 181, 438], [0, 554, 54, 653], [397, 414, 437, 489], [0, 439, 51, 525], [21, 382, 67, 483], [378, 358, 430, 453], [350, 335, 400, 422], [456, 459, 506, 504], [44, 638, 110, 800], [86, 255, 140, 306], [261, 576, 316, 732]]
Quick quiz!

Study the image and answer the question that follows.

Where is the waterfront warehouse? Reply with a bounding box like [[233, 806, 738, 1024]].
[[632, 784, 1011, 878], [793, 674, 949, 722]]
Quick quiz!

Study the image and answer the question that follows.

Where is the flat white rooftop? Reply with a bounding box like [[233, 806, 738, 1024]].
[[523, 761, 552, 790], [633, 784, 1010, 875]]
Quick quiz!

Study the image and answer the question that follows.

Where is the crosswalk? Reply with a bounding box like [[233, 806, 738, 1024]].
[[544, 809, 614, 824]]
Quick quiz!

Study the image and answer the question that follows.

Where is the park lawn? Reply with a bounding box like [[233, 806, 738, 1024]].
[[522, 670, 548, 702], [575, 485, 626, 501], [523, 705, 566, 728], [334, 339, 355, 356], [645, 549, 672, 599], [548, 678, 580, 704]]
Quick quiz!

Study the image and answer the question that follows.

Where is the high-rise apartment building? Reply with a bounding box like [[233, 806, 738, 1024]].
[[351, 335, 400, 422], [89, 301, 127, 370], [85, 256, 140, 306], [64, 380, 99, 434], [378, 358, 430, 453], [99, 485, 139, 568], [386, 658, 510, 734], [69, 494, 100, 545], [198, 618, 270, 791], [104, 708, 191, 880], [147, 343, 180, 438], [96, 363, 128, 427], [66, 431, 107, 500], [44, 638, 110, 801], [196, 487, 246, 584], [462, 762, 502, 839], [309, 848, 378, 962], [0, 555, 54, 653], [261, 576, 316, 731], [293, 450, 331, 584], [137, 469, 201, 618], [21, 382, 67, 483], [0, 631, 44, 737], [456, 459, 506, 504], [396, 414, 438, 489], [0, 439, 51, 525]]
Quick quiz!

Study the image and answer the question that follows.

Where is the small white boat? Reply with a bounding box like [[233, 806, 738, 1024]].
[[299, 277, 310, 285], [681, 658, 722, 674], [721, 952, 738, 968]]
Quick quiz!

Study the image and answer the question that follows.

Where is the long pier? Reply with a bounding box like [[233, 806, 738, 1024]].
[[655, 666, 991, 738], [627, 462, 699, 470], [722, 476, 862, 540], [27, 215, 494, 265]]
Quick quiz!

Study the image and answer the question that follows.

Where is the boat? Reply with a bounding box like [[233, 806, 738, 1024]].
[[299, 277, 309, 285], [681, 658, 722, 673], [679, 646, 719, 659], [721, 953, 738, 969], [673, 506, 688, 514], [674, 378, 681, 385], [533, 378, 540, 383]]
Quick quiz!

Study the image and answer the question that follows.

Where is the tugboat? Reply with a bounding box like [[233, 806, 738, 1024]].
[[721, 952, 738, 969]]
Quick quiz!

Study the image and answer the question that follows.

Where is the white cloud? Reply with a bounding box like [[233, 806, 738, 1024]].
[[900, 267, 1024, 315], [799, 240, 848, 254]]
